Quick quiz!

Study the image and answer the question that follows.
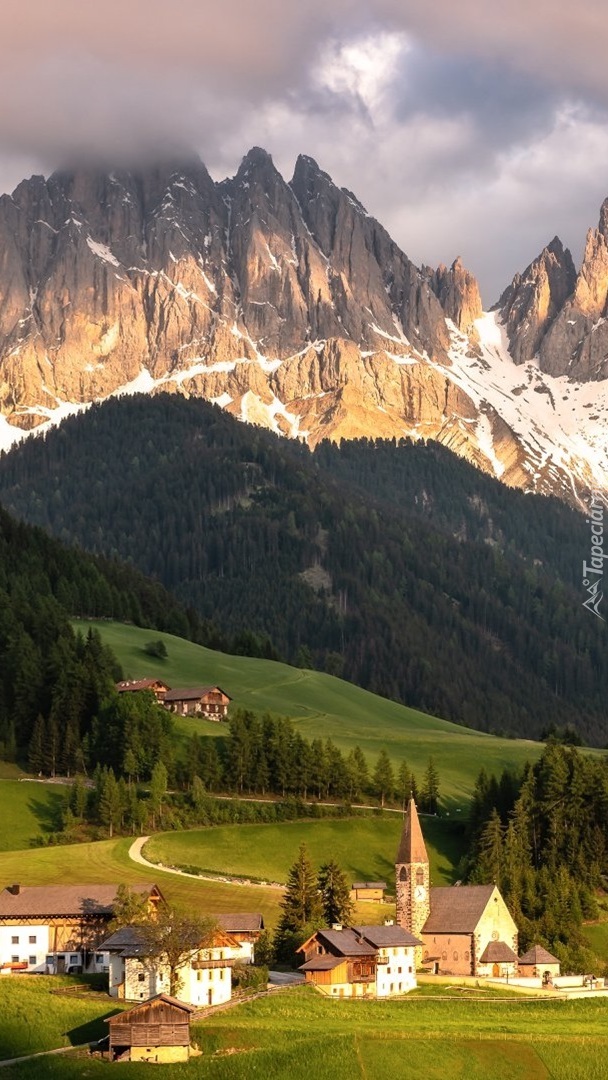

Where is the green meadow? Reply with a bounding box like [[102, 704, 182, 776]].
[[0, 780, 69, 851], [2, 984, 608, 1079], [75, 620, 544, 805], [143, 814, 465, 888]]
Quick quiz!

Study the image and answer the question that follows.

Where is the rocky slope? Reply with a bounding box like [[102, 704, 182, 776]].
[[0, 148, 606, 506]]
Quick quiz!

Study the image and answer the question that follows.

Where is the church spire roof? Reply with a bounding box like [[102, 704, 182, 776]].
[[396, 798, 429, 865]]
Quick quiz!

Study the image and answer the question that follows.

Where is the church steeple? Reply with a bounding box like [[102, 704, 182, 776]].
[[395, 799, 430, 944], [396, 797, 429, 866]]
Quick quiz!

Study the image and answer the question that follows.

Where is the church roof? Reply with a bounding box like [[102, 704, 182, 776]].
[[396, 799, 429, 865], [478, 940, 518, 964], [519, 945, 560, 966], [423, 884, 496, 933]]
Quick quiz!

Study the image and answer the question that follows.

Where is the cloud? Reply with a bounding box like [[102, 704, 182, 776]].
[[1, 1, 608, 301]]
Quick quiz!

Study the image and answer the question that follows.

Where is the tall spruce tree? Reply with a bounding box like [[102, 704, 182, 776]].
[[317, 860, 354, 927], [274, 843, 322, 964]]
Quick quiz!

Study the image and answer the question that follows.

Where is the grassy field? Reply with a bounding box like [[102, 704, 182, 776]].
[[75, 620, 545, 806], [0, 836, 285, 925], [3, 984, 608, 1078], [0, 780, 68, 851], [0, 976, 124, 1059], [143, 815, 466, 888]]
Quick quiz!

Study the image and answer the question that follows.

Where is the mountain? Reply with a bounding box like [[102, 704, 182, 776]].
[[1, 393, 605, 745], [0, 149, 607, 506]]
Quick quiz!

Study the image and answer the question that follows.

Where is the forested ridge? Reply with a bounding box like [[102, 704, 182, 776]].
[[0, 393, 605, 743], [0, 501, 226, 763]]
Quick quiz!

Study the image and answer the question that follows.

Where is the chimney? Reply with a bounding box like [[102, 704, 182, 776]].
[[331, 923, 342, 931], [9, 884, 21, 895], [384, 918, 394, 926]]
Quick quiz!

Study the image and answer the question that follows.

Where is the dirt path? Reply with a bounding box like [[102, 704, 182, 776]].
[[128, 837, 285, 890]]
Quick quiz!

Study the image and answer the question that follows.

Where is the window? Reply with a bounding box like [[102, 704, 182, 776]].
[[415, 868, 424, 886], [453, 951, 459, 961], [442, 951, 447, 961], [138, 973, 146, 983], [11, 955, 19, 964], [29, 956, 36, 966], [464, 951, 470, 961], [95, 954, 104, 964], [399, 867, 408, 882], [29, 936, 36, 945], [46, 955, 53, 964], [219, 969, 224, 980], [11, 936, 18, 945], [398, 966, 402, 974], [70, 954, 79, 964], [197, 971, 202, 982]]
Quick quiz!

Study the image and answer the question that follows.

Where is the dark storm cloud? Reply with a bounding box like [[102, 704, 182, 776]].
[[394, 50, 565, 151]]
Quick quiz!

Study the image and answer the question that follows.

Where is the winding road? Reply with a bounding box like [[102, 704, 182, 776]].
[[128, 836, 285, 890]]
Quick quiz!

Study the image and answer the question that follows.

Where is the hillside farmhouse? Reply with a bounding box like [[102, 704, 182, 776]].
[[298, 923, 420, 997], [101, 924, 242, 1006], [162, 686, 231, 719], [106, 993, 196, 1064], [0, 883, 162, 975], [116, 679, 170, 702]]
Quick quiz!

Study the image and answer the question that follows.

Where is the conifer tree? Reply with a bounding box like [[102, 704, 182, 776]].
[[274, 843, 322, 964], [373, 750, 395, 807], [317, 860, 354, 927], [421, 757, 440, 814]]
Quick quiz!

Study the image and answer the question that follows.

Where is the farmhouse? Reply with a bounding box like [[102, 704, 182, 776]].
[[298, 924, 419, 997], [106, 993, 196, 1064], [215, 912, 265, 964], [0, 883, 162, 976], [162, 686, 231, 720], [102, 924, 242, 1006], [396, 800, 519, 977], [116, 679, 170, 702], [350, 882, 387, 902]]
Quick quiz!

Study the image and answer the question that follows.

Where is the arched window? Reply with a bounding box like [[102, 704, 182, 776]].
[[399, 867, 408, 882], [416, 868, 424, 886], [453, 951, 458, 961]]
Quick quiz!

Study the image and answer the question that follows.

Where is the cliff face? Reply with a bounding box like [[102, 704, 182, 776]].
[[0, 148, 606, 506]]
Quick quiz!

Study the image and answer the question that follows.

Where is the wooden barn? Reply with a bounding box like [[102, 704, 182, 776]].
[[107, 994, 196, 1063], [351, 882, 387, 902]]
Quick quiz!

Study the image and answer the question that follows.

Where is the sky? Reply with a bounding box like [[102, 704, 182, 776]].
[[2, 0, 608, 304]]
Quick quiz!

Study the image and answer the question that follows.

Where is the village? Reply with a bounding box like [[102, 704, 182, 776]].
[[0, 799, 605, 1065]]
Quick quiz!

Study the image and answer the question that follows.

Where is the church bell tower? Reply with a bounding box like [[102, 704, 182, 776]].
[[395, 798, 430, 941]]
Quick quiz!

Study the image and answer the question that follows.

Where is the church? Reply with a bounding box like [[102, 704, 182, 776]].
[[395, 799, 519, 978]]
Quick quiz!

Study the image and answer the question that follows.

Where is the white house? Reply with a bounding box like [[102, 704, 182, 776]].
[[0, 883, 161, 976], [298, 924, 420, 998], [101, 925, 243, 1007]]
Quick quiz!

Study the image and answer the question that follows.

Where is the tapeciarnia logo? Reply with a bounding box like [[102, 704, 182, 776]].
[[582, 493, 606, 620]]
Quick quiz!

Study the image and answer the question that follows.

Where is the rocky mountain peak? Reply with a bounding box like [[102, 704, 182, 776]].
[[428, 256, 483, 336], [495, 236, 576, 365]]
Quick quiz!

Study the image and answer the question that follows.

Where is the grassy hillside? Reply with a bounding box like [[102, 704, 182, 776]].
[[2, 983, 608, 1078], [143, 816, 465, 888], [0, 781, 68, 851], [76, 619, 543, 805]]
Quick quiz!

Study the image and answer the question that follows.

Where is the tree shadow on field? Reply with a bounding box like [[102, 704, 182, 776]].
[[66, 1008, 123, 1047], [27, 790, 65, 836]]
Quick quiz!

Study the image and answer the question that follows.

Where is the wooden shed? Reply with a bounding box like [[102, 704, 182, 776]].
[[107, 994, 196, 1063], [351, 881, 387, 902]]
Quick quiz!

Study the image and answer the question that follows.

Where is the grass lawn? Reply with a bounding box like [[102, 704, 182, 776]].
[[75, 620, 545, 806], [143, 814, 466, 888], [0, 780, 68, 851], [4, 986, 608, 1078]]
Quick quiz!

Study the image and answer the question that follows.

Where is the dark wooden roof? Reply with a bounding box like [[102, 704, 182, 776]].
[[116, 679, 169, 693], [423, 885, 495, 933], [351, 882, 387, 891], [316, 929, 376, 957], [519, 945, 560, 966], [478, 940, 518, 964], [215, 913, 264, 933], [163, 686, 231, 702], [396, 799, 429, 865], [107, 994, 196, 1025], [0, 883, 159, 919], [352, 924, 421, 948]]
